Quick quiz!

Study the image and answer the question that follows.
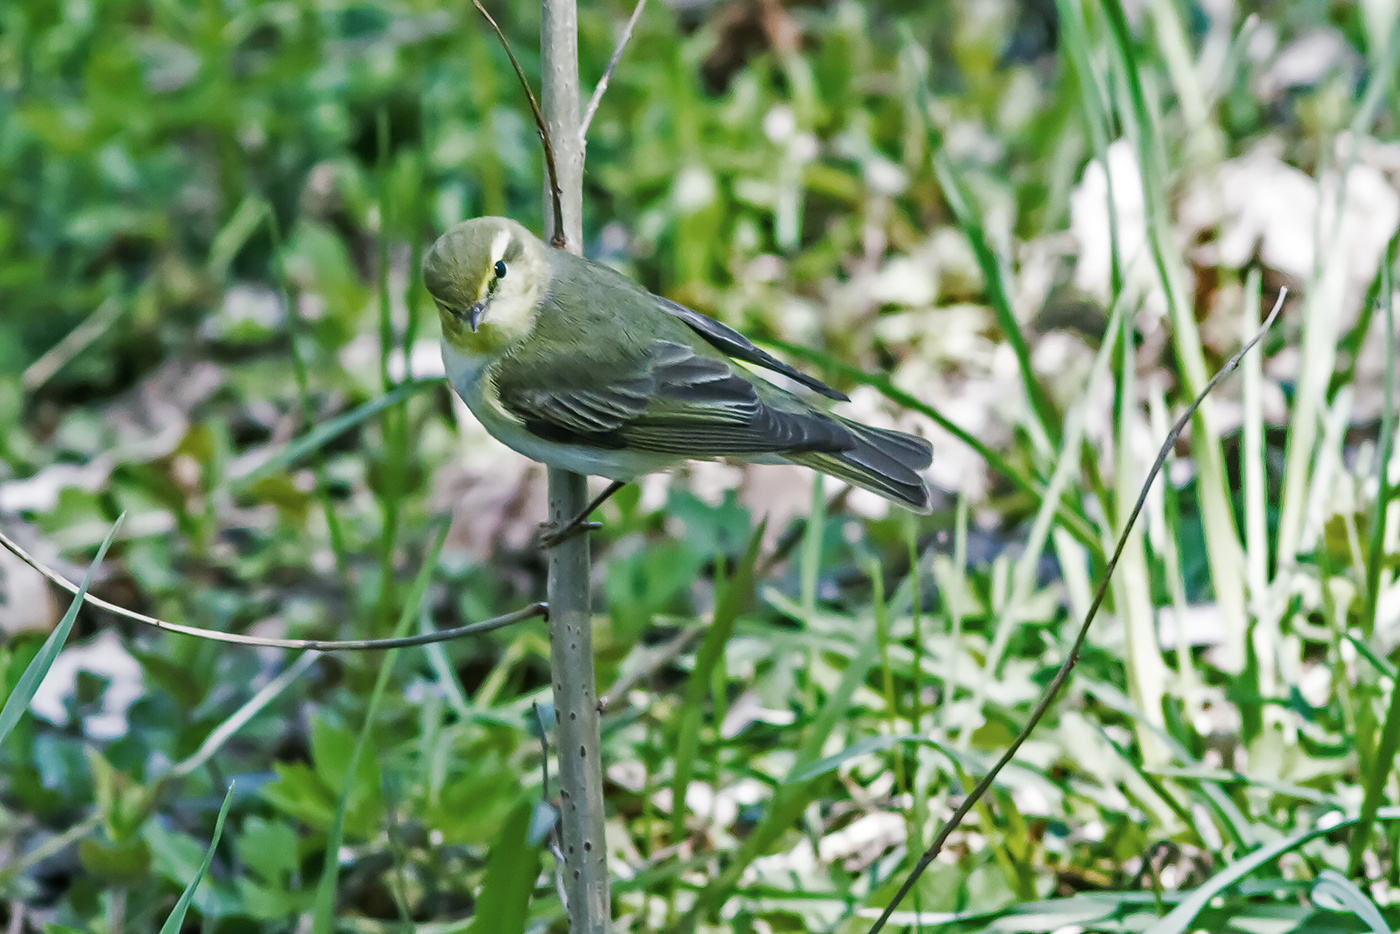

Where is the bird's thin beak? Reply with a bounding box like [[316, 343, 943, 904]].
[[468, 302, 486, 332]]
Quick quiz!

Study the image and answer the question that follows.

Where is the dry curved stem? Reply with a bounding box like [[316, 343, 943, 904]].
[[23, 296, 124, 391], [0, 524, 546, 650], [472, 0, 565, 247], [578, 0, 648, 143], [867, 288, 1286, 933]]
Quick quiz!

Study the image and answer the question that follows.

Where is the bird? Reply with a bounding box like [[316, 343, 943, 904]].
[[422, 217, 932, 544]]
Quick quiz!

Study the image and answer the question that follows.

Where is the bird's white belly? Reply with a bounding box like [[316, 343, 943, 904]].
[[442, 340, 679, 481]]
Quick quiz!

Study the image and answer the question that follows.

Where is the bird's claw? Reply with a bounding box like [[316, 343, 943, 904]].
[[539, 519, 603, 550]]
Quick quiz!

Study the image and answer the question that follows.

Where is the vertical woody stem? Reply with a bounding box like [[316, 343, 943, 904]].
[[540, 0, 610, 930]]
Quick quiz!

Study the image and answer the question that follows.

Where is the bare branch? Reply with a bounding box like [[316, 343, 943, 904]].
[[471, 0, 566, 248], [0, 524, 546, 651], [867, 288, 1288, 933], [578, 0, 649, 144]]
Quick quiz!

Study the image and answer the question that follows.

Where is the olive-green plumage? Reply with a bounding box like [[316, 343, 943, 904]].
[[424, 217, 933, 512]]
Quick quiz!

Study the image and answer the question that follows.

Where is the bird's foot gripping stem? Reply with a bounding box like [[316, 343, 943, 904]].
[[538, 480, 626, 550]]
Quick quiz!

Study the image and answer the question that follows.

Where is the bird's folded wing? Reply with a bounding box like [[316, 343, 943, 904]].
[[493, 340, 852, 456], [653, 296, 850, 402]]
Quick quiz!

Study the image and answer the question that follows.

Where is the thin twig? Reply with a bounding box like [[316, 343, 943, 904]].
[[866, 288, 1287, 933], [533, 701, 569, 909], [550, 833, 570, 909], [0, 524, 546, 650], [578, 0, 649, 144], [471, 0, 566, 247]]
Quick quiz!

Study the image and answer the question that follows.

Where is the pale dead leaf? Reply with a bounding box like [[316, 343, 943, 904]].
[[29, 631, 145, 740], [431, 394, 548, 559], [0, 546, 58, 636]]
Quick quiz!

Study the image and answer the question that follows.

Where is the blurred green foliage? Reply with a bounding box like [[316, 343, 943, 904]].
[[2, 0, 1399, 932]]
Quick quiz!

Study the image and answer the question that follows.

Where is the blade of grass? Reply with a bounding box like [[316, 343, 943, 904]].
[[669, 523, 765, 846], [929, 494, 970, 739], [171, 651, 321, 779], [21, 296, 126, 392], [208, 195, 270, 281], [1147, 384, 1202, 722], [930, 146, 1058, 456], [228, 378, 438, 493], [866, 290, 1285, 932], [1143, 807, 1400, 934], [419, 601, 476, 723], [671, 545, 886, 932], [1086, 677, 1257, 852], [0, 516, 123, 744], [787, 732, 1046, 788], [1327, 234, 1394, 400], [374, 107, 405, 630], [1109, 303, 1169, 764], [156, 782, 236, 934], [962, 293, 1127, 744], [310, 523, 449, 934], [1143, 0, 1215, 163], [1240, 269, 1282, 730], [897, 34, 1060, 455], [1359, 240, 1398, 640], [977, 293, 1126, 691], [1147, 764, 1341, 805], [1348, 249, 1397, 874], [266, 208, 352, 584], [905, 517, 925, 736], [1099, 0, 1249, 673], [867, 558, 906, 797], [1277, 16, 1398, 564], [1311, 870, 1394, 934]]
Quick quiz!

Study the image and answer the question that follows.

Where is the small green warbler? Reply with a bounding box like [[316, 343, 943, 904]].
[[423, 217, 932, 529]]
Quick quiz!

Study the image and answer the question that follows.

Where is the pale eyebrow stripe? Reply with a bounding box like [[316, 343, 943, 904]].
[[489, 229, 512, 266]]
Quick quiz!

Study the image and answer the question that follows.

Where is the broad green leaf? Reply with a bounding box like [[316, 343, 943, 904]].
[[466, 796, 543, 934]]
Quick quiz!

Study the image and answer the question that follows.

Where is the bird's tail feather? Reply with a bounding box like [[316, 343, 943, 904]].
[[792, 421, 933, 513]]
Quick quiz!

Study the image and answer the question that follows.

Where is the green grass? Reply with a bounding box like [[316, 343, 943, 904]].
[[3, 0, 1400, 932]]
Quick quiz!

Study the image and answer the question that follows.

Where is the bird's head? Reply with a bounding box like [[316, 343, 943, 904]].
[[423, 217, 549, 353]]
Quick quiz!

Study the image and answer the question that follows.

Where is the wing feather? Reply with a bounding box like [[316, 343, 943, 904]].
[[654, 296, 850, 402], [493, 339, 853, 457]]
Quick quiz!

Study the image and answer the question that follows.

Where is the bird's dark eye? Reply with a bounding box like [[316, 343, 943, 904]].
[[494, 260, 507, 279]]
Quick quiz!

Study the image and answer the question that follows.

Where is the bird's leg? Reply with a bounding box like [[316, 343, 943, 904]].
[[539, 480, 627, 549]]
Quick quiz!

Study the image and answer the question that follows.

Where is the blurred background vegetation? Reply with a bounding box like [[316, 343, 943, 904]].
[[3, 0, 1400, 931]]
